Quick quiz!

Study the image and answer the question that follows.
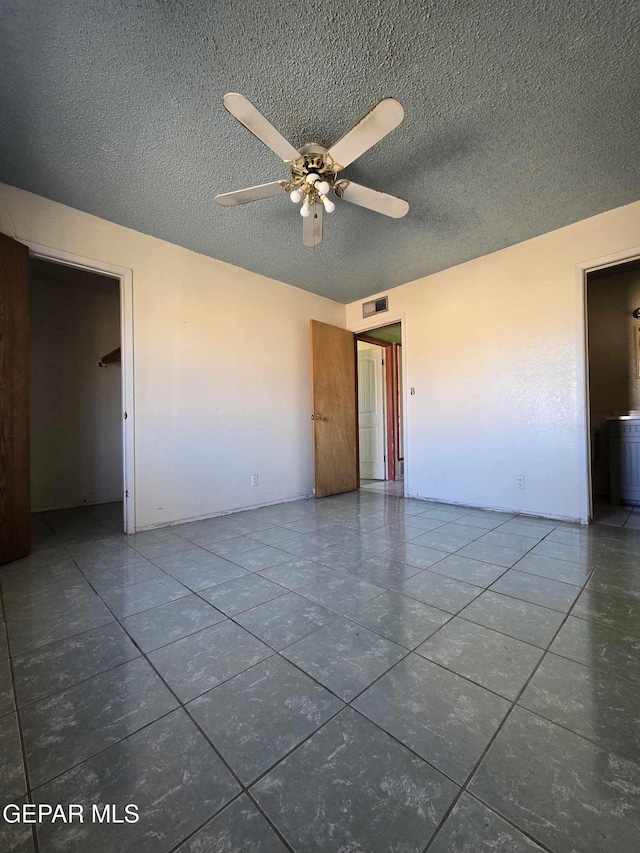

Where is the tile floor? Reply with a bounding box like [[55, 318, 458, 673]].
[[1, 492, 640, 852]]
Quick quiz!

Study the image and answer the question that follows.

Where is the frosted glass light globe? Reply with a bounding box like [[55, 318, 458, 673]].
[[317, 180, 330, 196], [290, 189, 303, 203]]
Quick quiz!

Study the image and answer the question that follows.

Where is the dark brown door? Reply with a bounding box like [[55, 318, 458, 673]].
[[0, 232, 30, 564], [310, 320, 358, 498]]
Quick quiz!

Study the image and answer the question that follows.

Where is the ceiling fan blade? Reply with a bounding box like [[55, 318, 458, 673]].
[[303, 202, 323, 248], [223, 93, 301, 163], [337, 180, 409, 218], [326, 98, 404, 171], [215, 181, 287, 206]]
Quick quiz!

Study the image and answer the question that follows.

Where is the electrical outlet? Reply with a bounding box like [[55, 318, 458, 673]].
[[251, 474, 259, 487], [516, 475, 525, 489]]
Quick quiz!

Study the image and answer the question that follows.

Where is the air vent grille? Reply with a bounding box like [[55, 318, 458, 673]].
[[362, 296, 388, 318]]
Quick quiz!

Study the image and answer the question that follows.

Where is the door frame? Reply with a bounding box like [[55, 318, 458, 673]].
[[576, 245, 640, 523], [356, 334, 396, 480], [350, 314, 407, 495], [25, 242, 136, 533]]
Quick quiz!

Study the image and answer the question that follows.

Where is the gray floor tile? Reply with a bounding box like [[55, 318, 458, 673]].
[[395, 569, 483, 613], [460, 591, 565, 648], [477, 530, 540, 553], [353, 655, 510, 782], [73, 544, 148, 573], [489, 568, 580, 611], [470, 706, 640, 853], [82, 559, 164, 593], [148, 620, 273, 701], [421, 507, 471, 521], [34, 709, 239, 853], [258, 558, 337, 590], [3, 577, 98, 619], [22, 657, 178, 787], [513, 552, 592, 585], [150, 548, 248, 590], [402, 514, 449, 532], [546, 527, 611, 547], [550, 615, 640, 682], [427, 554, 506, 587], [0, 713, 25, 800], [0, 796, 35, 853], [520, 652, 640, 764], [311, 543, 369, 572], [121, 594, 226, 652], [7, 594, 114, 656], [572, 587, 640, 635], [252, 708, 458, 853], [383, 542, 450, 569], [1, 563, 85, 599], [456, 541, 522, 568], [101, 575, 189, 618], [199, 575, 286, 616], [0, 658, 15, 715], [0, 548, 73, 574], [13, 622, 139, 706], [587, 563, 640, 601], [416, 618, 542, 700], [208, 536, 263, 558], [428, 794, 545, 852], [188, 656, 342, 783], [493, 521, 548, 540], [530, 539, 602, 567], [437, 522, 487, 541], [281, 618, 405, 700], [247, 526, 303, 547], [275, 537, 335, 560], [345, 591, 450, 648], [410, 529, 477, 553], [175, 796, 287, 853], [227, 545, 293, 572], [345, 553, 424, 587], [453, 514, 508, 530], [128, 533, 194, 561], [296, 572, 384, 616], [235, 593, 337, 650]]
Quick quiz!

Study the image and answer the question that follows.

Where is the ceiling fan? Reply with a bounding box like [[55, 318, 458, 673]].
[[215, 93, 409, 248]]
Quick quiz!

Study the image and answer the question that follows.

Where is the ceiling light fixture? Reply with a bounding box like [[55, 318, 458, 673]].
[[215, 93, 409, 248]]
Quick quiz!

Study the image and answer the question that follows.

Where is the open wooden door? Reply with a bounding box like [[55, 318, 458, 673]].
[[310, 320, 358, 498], [0, 232, 30, 564]]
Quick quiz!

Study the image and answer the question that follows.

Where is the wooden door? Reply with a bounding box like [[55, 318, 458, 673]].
[[310, 320, 358, 498], [0, 232, 30, 564], [357, 343, 386, 480]]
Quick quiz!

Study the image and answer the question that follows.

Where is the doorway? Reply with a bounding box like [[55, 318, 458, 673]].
[[29, 258, 124, 529], [27, 243, 136, 533], [586, 257, 640, 527], [356, 322, 403, 491]]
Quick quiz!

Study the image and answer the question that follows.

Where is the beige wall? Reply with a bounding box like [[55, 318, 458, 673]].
[[1, 183, 344, 530], [346, 200, 640, 521]]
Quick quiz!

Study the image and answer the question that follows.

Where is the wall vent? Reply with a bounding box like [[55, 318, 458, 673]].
[[362, 296, 388, 318]]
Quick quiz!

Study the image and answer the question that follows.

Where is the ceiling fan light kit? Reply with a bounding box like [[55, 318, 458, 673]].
[[215, 93, 409, 247]]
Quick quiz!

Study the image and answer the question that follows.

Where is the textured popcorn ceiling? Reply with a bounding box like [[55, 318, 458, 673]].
[[1, 1, 638, 302]]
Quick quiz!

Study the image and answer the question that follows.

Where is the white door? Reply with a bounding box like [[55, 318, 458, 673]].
[[358, 342, 386, 479]]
